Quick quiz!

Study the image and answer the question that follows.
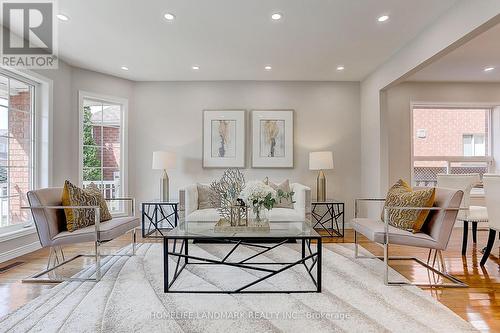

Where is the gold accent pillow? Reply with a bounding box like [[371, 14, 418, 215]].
[[264, 178, 293, 208], [62, 180, 112, 232], [381, 179, 435, 233]]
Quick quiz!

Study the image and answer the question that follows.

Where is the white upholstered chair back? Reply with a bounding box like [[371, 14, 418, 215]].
[[483, 174, 500, 232], [436, 173, 480, 217]]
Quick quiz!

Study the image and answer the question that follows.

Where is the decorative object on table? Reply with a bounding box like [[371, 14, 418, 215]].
[[309, 151, 334, 202], [213, 216, 270, 233], [239, 180, 294, 223], [311, 200, 344, 237], [251, 110, 294, 168], [203, 110, 246, 168], [152, 151, 176, 201], [142, 201, 179, 238], [382, 179, 435, 233], [229, 200, 249, 226], [209, 168, 246, 224]]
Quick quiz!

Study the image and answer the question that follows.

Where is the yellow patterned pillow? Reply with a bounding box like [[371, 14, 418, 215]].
[[381, 179, 435, 233], [62, 180, 112, 232]]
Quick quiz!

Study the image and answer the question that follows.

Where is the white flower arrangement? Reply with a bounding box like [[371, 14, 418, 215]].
[[239, 180, 277, 208]]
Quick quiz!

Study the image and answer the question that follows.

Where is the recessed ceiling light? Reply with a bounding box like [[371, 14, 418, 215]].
[[484, 66, 495, 72], [336, 65, 345, 71], [192, 65, 200, 70], [57, 14, 69, 21], [120, 66, 129, 71], [271, 13, 282, 20], [164, 13, 175, 21], [264, 65, 272, 70], [377, 15, 389, 22]]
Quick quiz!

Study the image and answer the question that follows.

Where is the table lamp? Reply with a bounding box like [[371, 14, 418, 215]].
[[309, 151, 334, 202], [152, 151, 176, 201]]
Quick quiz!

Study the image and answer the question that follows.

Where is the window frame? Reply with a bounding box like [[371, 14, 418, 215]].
[[0, 67, 52, 234], [410, 102, 495, 185], [78, 91, 128, 208]]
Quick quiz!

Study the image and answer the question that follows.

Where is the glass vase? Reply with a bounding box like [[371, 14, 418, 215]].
[[252, 206, 269, 224]]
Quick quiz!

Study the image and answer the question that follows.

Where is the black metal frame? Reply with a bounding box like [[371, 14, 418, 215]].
[[142, 202, 178, 238], [163, 236, 322, 293], [311, 201, 344, 237]]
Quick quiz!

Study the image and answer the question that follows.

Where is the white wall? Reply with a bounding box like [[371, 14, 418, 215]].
[[386, 81, 500, 184], [130, 81, 361, 221]]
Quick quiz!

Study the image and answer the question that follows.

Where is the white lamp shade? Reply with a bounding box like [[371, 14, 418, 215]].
[[152, 151, 176, 170], [309, 151, 334, 170]]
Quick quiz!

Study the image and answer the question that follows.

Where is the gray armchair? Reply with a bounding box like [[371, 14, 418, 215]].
[[352, 187, 466, 287], [23, 187, 139, 283]]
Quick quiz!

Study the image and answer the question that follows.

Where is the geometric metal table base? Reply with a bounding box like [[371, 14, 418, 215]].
[[163, 237, 322, 293], [311, 201, 344, 237], [142, 202, 178, 238]]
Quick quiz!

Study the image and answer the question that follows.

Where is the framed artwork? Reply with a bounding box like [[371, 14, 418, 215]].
[[203, 110, 245, 168], [251, 110, 294, 168]]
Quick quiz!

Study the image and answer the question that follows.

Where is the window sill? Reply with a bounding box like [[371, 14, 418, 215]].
[[0, 225, 37, 242]]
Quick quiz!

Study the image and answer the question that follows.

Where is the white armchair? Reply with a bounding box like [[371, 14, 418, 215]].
[[179, 183, 311, 223]]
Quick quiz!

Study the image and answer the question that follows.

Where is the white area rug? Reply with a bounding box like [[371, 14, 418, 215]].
[[0, 243, 476, 332]]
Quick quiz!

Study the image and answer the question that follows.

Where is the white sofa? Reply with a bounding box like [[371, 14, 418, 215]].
[[179, 183, 311, 223]]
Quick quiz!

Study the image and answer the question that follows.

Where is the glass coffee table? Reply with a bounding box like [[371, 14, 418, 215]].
[[163, 221, 322, 294]]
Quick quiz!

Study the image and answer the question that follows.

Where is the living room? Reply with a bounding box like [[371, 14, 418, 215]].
[[1, 0, 500, 332]]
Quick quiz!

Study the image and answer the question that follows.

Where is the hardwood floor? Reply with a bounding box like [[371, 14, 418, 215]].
[[0, 228, 499, 331]]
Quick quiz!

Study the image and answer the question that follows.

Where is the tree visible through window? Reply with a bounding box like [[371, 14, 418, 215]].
[[81, 98, 123, 212], [83, 106, 102, 181]]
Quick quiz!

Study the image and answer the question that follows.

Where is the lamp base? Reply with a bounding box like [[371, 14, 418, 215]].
[[316, 170, 326, 202], [160, 170, 169, 202]]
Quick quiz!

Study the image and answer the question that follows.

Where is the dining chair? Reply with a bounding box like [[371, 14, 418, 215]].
[[480, 174, 500, 266], [436, 173, 487, 255]]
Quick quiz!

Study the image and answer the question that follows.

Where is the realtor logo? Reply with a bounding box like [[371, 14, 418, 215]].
[[1, 0, 58, 68]]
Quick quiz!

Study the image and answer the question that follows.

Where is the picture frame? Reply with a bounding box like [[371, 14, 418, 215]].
[[203, 110, 246, 168], [251, 110, 294, 168]]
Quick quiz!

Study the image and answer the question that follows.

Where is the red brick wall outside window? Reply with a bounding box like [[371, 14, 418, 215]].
[[1, 89, 32, 227]]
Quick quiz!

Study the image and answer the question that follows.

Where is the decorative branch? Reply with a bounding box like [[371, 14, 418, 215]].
[[209, 169, 246, 221]]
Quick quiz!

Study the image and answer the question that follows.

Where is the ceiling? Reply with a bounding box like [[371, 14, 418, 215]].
[[408, 22, 500, 82], [56, 0, 459, 81]]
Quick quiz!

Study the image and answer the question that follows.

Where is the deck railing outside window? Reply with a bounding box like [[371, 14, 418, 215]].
[[413, 156, 493, 187]]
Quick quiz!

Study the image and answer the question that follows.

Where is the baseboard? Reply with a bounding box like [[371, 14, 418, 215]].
[[0, 241, 41, 264]]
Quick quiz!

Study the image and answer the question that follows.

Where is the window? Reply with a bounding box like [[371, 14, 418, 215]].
[[412, 106, 492, 186], [463, 134, 485, 157], [79, 93, 127, 213], [0, 74, 35, 228]]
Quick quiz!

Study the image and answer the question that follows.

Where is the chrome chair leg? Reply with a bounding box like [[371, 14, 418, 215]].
[[354, 230, 359, 258], [46, 247, 53, 270], [354, 242, 466, 287], [24, 227, 137, 284], [58, 246, 66, 261], [384, 242, 389, 286], [95, 241, 101, 281], [132, 228, 137, 255]]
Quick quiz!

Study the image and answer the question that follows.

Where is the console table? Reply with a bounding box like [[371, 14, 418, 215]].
[[142, 201, 179, 238], [311, 200, 344, 237]]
